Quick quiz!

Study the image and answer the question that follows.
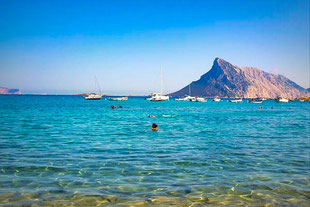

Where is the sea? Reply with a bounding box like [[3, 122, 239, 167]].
[[0, 95, 309, 206]]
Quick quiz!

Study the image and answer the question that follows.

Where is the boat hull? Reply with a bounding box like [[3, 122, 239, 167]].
[[85, 97, 102, 100], [108, 97, 128, 101], [229, 99, 242, 103]]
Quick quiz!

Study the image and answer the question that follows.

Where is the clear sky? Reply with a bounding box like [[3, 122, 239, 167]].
[[0, 0, 309, 95]]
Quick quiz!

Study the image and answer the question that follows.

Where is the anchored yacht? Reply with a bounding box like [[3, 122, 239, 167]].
[[148, 68, 169, 101], [229, 98, 243, 103], [275, 97, 289, 103], [175, 83, 195, 101], [248, 98, 263, 103], [85, 77, 102, 100]]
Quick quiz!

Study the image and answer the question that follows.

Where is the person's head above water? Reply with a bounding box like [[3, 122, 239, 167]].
[[152, 123, 158, 131]]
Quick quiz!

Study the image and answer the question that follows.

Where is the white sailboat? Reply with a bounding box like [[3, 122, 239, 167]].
[[148, 68, 169, 101], [248, 98, 263, 103], [212, 97, 221, 102], [108, 97, 128, 101], [175, 83, 195, 101], [275, 97, 289, 103], [85, 77, 102, 100], [229, 98, 243, 103], [195, 97, 207, 102]]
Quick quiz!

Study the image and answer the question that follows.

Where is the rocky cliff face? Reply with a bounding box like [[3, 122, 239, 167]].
[[0, 86, 21, 94], [170, 58, 309, 99]]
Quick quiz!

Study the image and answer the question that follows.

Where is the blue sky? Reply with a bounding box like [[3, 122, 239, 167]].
[[0, 0, 309, 94]]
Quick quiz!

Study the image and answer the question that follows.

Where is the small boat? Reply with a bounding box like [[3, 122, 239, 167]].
[[300, 100, 305, 102], [148, 68, 169, 101], [191, 97, 206, 102], [85, 77, 102, 100], [229, 98, 242, 103], [248, 98, 263, 104], [212, 97, 221, 102], [85, 93, 102, 100], [275, 97, 289, 103], [175, 95, 195, 101], [175, 83, 195, 101], [148, 93, 169, 101], [196, 97, 207, 102], [108, 97, 128, 101]]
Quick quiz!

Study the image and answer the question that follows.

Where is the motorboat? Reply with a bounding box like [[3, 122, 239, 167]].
[[108, 97, 128, 101], [85, 93, 102, 100], [212, 97, 221, 102], [175, 83, 195, 101], [229, 98, 243, 103], [275, 97, 289, 103], [248, 98, 263, 104], [148, 93, 169, 101], [175, 95, 195, 101], [195, 97, 207, 102]]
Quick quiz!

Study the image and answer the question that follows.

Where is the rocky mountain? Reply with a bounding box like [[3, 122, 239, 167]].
[[0, 86, 21, 94], [170, 58, 309, 99]]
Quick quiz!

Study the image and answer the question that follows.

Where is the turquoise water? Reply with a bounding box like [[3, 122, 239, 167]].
[[0, 95, 309, 206]]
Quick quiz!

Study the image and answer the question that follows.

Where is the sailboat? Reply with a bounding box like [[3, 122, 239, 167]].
[[85, 77, 102, 100], [175, 83, 196, 101], [148, 68, 169, 101], [212, 97, 221, 102], [194, 97, 207, 102], [108, 96, 128, 101], [229, 98, 243, 103], [248, 98, 263, 103], [275, 97, 289, 103]]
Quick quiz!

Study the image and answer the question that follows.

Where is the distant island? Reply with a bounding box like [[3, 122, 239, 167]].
[[0, 86, 21, 95], [170, 58, 309, 99]]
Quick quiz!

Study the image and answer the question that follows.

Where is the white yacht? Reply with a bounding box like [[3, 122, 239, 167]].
[[108, 97, 128, 101], [85, 93, 102, 100], [195, 97, 207, 102], [275, 97, 289, 103], [148, 68, 169, 101], [229, 98, 243, 103], [149, 93, 169, 101], [85, 77, 102, 100], [212, 97, 221, 102], [175, 83, 195, 101], [248, 98, 263, 104], [175, 95, 195, 101]]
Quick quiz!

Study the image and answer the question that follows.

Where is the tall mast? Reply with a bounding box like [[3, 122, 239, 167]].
[[160, 67, 163, 94], [94, 76, 101, 95]]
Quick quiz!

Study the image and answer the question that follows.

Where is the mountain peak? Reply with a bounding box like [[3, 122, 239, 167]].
[[212, 58, 235, 71], [207, 58, 240, 79], [170, 58, 309, 98]]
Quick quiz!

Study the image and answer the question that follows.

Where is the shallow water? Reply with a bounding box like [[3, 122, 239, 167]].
[[0, 95, 309, 206]]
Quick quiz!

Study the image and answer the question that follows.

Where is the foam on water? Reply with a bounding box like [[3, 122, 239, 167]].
[[0, 95, 309, 206]]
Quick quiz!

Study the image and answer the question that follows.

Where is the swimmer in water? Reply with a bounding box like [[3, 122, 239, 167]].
[[111, 105, 117, 109], [152, 123, 158, 131], [119, 106, 123, 108]]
